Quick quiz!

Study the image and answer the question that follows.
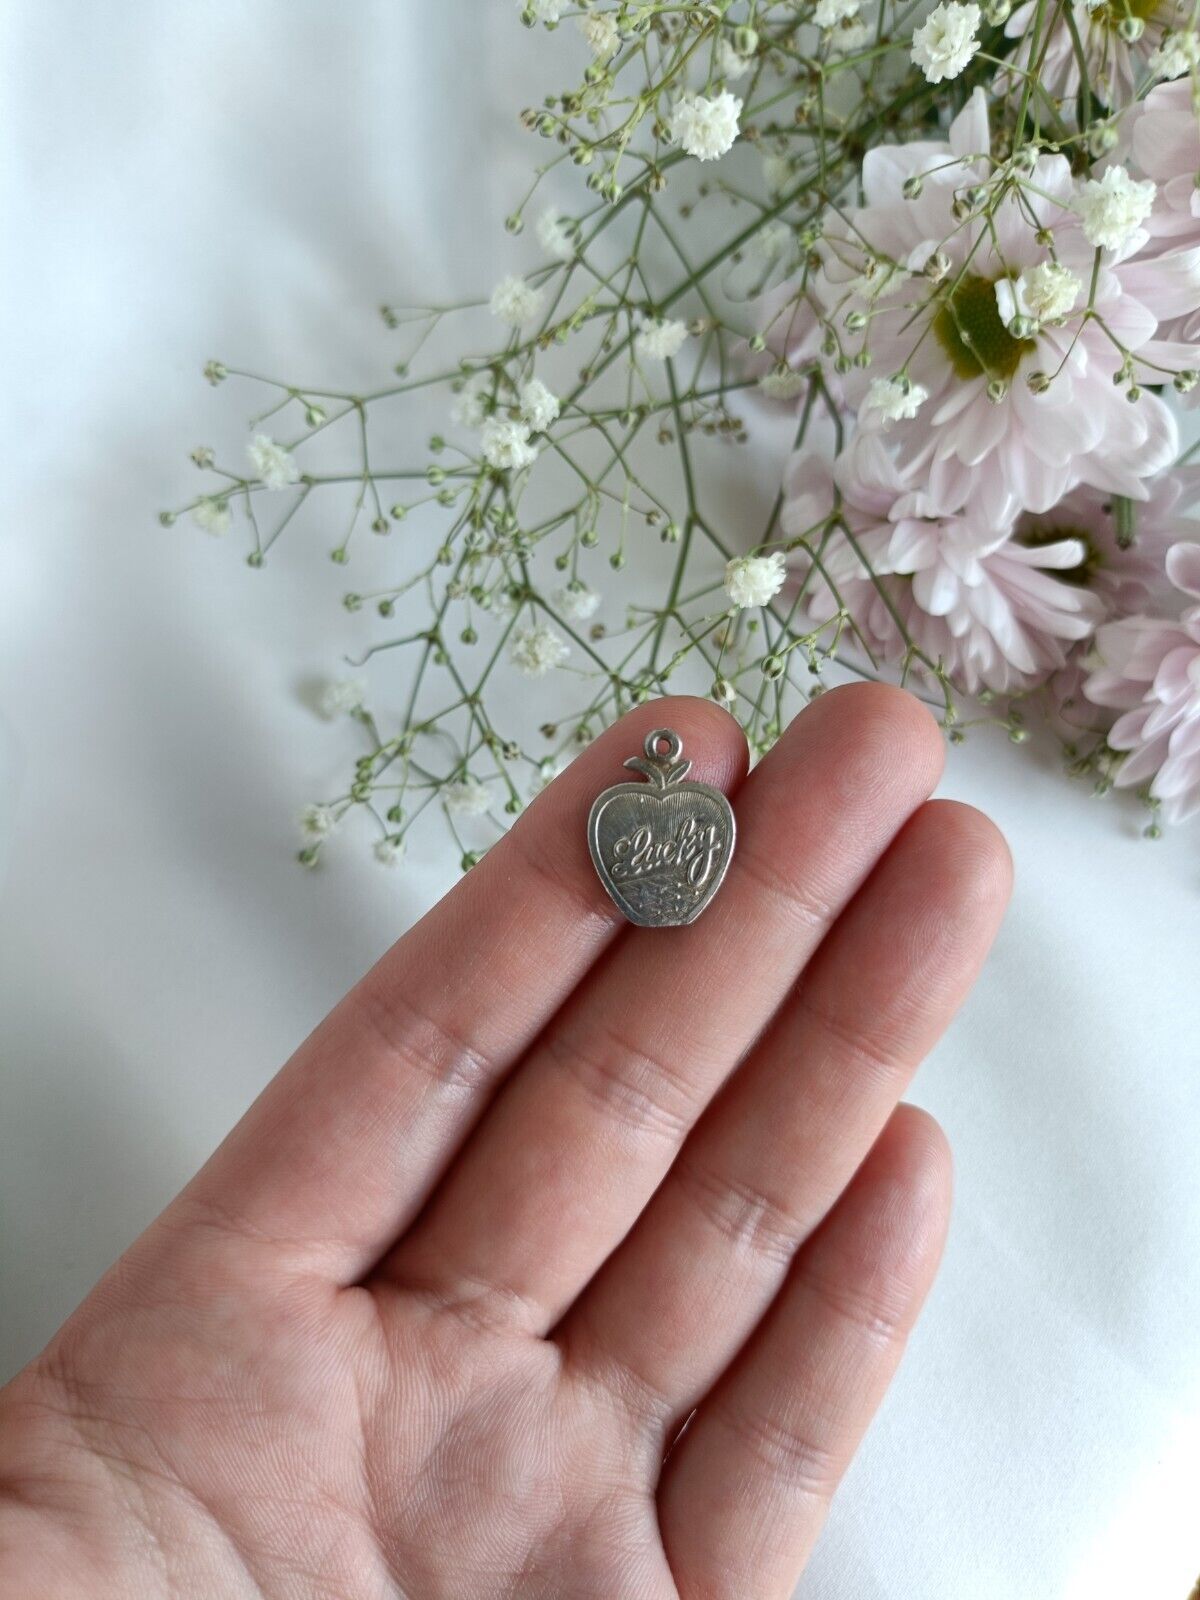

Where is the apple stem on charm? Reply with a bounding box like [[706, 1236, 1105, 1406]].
[[623, 728, 692, 789]]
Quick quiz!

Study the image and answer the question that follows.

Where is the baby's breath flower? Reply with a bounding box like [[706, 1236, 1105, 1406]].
[[669, 92, 742, 163], [995, 261, 1081, 330], [814, 0, 861, 26], [830, 19, 872, 51], [554, 582, 600, 620], [316, 678, 366, 720], [536, 205, 575, 261], [758, 368, 810, 400], [299, 803, 336, 840], [444, 777, 492, 817], [511, 622, 570, 676], [519, 377, 561, 431], [192, 496, 231, 536], [248, 434, 300, 490], [861, 376, 929, 424], [578, 9, 620, 57], [451, 373, 491, 427], [489, 273, 543, 327], [715, 36, 754, 79], [1075, 167, 1157, 251], [527, 0, 567, 20], [762, 150, 792, 192], [748, 220, 792, 261], [911, 2, 982, 81], [634, 317, 690, 362], [725, 551, 787, 609], [481, 416, 538, 471], [531, 757, 562, 796], [374, 837, 406, 868], [1148, 29, 1200, 77]]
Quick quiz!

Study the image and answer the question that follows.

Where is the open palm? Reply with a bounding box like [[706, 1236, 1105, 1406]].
[[0, 686, 1009, 1599]]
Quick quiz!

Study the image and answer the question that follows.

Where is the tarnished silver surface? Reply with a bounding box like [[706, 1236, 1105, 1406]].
[[587, 728, 736, 928]]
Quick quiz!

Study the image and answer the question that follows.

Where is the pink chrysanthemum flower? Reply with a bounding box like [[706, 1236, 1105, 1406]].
[[813, 91, 1184, 523], [782, 436, 1105, 694], [1083, 543, 1200, 822], [1125, 79, 1200, 391], [1003, 0, 1190, 105], [1014, 469, 1200, 617]]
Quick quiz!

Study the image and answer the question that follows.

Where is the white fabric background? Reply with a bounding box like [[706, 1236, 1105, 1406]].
[[2, 5, 1199, 1597]]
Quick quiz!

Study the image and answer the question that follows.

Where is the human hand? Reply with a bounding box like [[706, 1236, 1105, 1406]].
[[0, 686, 1010, 1600]]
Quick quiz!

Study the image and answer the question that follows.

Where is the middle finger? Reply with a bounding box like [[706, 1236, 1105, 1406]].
[[380, 684, 943, 1332]]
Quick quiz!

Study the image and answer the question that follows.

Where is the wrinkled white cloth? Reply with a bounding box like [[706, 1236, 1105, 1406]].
[[1, 7, 1198, 1597]]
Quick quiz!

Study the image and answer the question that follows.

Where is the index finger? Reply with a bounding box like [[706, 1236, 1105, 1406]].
[[175, 697, 749, 1281]]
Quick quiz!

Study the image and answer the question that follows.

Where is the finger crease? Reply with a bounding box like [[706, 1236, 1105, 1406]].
[[674, 1155, 806, 1266], [547, 1022, 700, 1144]]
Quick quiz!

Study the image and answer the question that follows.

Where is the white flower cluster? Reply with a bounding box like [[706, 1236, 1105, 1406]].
[[669, 92, 742, 162]]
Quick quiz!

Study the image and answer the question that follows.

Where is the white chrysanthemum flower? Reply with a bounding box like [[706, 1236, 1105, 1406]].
[[579, 10, 620, 57], [911, 2, 982, 81], [374, 837, 406, 868], [815, 0, 861, 25], [554, 582, 600, 620], [248, 434, 300, 491], [1075, 167, 1157, 252], [481, 417, 538, 472], [668, 92, 742, 162], [519, 377, 561, 432], [536, 205, 575, 261], [192, 496, 231, 536], [510, 622, 570, 676], [748, 220, 791, 261], [1148, 29, 1200, 77], [444, 777, 492, 817], [725, 551, 787, 609], [451, 373, 491, 427], [634, 317, 690, 361], [994, 261, 1081, 331], [489, 273, 543, 327], [862, 376, 929, 425], [299, 803, 336, 840], [316, 678, 366, 720], [528, 0, 567, 20], [715, 36, 753, 78], [758, 368, 811, 400]]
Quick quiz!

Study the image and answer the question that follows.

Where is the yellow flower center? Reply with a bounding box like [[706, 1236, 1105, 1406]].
[[1090, 0, 1161, 31], [933, 275, 1036, 381]]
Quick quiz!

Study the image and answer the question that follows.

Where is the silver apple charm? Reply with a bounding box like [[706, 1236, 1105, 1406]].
[[587, 727, 736, 928]]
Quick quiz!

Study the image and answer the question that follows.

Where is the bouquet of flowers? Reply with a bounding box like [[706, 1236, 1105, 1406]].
[[169, 0, 1200, 868]]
